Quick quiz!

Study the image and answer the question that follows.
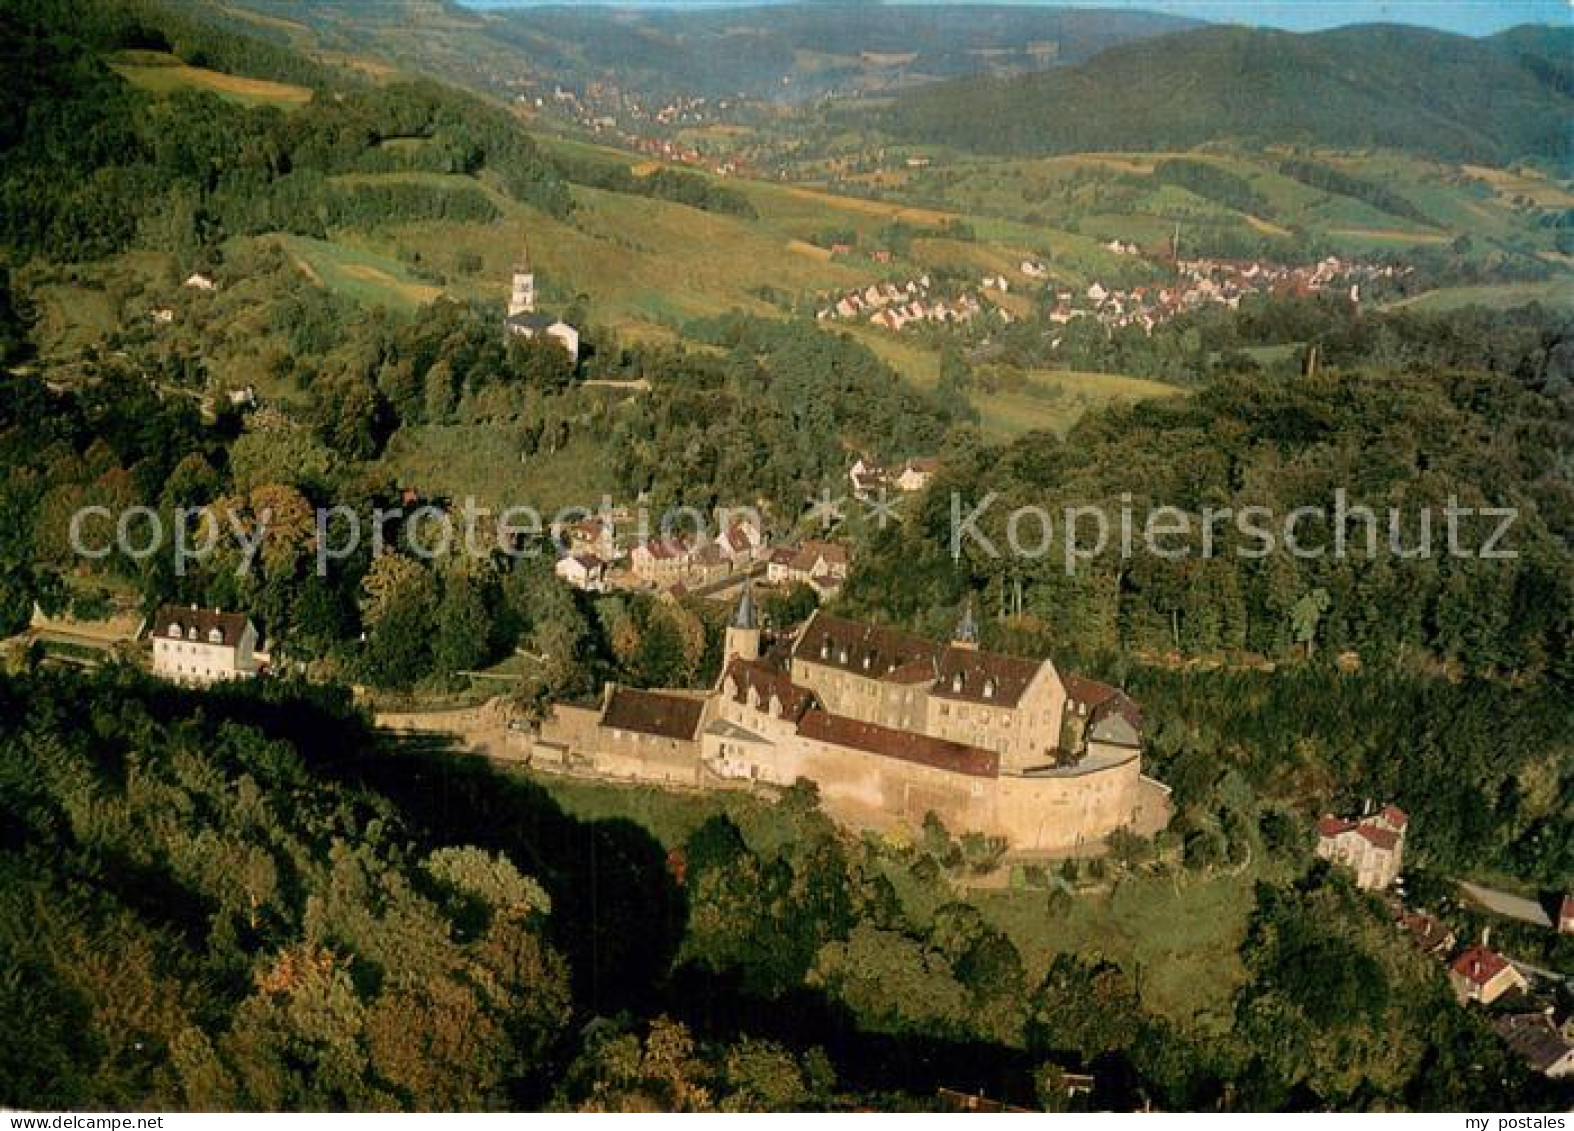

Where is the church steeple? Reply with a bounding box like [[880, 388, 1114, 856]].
[[725, 583, 760, 662], [953, 597, 978, 650], [508, 246, 536, 317]]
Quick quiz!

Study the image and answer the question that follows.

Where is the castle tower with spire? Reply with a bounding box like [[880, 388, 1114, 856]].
[[725, 584, 760, 662]]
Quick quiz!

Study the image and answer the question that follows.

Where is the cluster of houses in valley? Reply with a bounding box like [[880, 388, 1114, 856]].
[[815, 275, 999, 333], [550, 506, 860, 604], [1048, 254, 1405, 336], [1316, 803, 1574, 1079], [550, 510, 768, 594]]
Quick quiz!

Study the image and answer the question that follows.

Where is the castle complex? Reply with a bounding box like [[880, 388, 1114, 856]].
[[532, 593, 1170, 854]]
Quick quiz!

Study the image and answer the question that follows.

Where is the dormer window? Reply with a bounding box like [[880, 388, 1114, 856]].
[[838, 647, 848, 664], [861, 653, 872, 670], [982, 678, 996, 699], [208, 628, 223, 644], [820, 640, 831, 659], [186, 626, 198, 641], [951, 673, 964, 693], [168, 624, 182, 639]]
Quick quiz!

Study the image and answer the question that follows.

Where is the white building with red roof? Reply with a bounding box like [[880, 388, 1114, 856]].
[[1448, 945, 1528, 1005], [1315, 804, 1408, 890]]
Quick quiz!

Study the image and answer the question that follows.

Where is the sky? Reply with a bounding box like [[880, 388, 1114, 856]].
[[465, 0, 1570, 38]]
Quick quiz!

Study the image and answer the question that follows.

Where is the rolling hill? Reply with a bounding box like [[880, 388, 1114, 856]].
[[880, 23, 1574, 165], [205, 0, 1201, 102]]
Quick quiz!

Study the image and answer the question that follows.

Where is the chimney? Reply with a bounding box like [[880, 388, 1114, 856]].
[[1482, 926, 1491, 949]]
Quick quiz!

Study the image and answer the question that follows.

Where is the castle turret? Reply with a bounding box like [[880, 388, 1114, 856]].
[[725, 584, 760, 662], [952, 598, 978, 650]]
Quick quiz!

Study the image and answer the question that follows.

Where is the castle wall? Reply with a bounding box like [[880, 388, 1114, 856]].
[[707, 698, 1167, 855], [537, 703, 702, 784]]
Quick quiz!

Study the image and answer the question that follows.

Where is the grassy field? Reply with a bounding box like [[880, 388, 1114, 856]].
[[110, 50, 313, 109], [973, 369, 1182, 439], [380, 423, 622, 513], [972, 865, 1261, 1028], [275, 234, 445, 310], [1382, 278, 1573, 313]]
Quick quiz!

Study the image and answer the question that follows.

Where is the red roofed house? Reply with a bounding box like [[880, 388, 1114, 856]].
[[1559, 895, 1574, 935], [1449, 945, 1528, 1005], [1315, 804, 1407, 891], [767, 540, 849, 596]]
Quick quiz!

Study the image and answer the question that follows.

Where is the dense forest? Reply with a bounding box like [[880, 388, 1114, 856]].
[[881, 24, 1574, 165], [3, 667, 1564, 1110]]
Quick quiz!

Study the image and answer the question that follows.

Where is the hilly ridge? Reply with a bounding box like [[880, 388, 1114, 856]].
[[880, 23, 1574, 165], [196, 0, 1201, 101]]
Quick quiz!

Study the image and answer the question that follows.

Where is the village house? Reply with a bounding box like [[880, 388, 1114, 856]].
[[1449, 945, 1529, 1005], [848, 456, 939, 500], [182, 272, 216, 291], [150, 605, 261, 686], [1495, 1014, 1574, 1078], [630, 536, 691, 584], [629, 530, 744, 590], [1397, 909, 1457, 958], [894, 457, 939, 493], [1314, 804, 1408, 890], [555, 552, 608, 592], [557, 515, 618, 561], [767, 540, 849, 596], [718, 517, 766, 565], [532, 600, 1171, 854], [1559, 895, 1574, 934]]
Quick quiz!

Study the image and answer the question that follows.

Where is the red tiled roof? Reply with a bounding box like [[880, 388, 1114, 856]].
[[1062, 674, 1123, 710], [1316, 815, 1355, 838], [722, 524, 755, 553], [1451, 945, 1512, 986], [600, 687, 705, 742], [1399, 911, 1453, 952], [1380, 804, 1409, 830], [797, 708, 998, 778], [638, 537, 688, 561], [1064, 673, 1143, 732], [1356, 824, 1400, 851], [723, 658, 818, 723]]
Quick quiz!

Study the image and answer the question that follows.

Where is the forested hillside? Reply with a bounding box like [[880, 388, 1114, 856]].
[[3, 667, 1564, 1110], [881, 24, 1574, 165], [204, 0, 1201, 102]]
